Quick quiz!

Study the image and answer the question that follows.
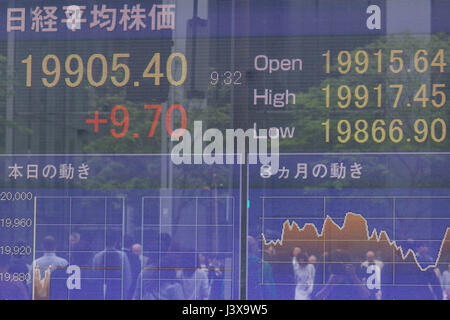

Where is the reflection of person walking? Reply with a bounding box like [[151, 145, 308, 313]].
[[442, 264, 450, 300], [292, 248, 315, 300], [33, 236, 69, 279]]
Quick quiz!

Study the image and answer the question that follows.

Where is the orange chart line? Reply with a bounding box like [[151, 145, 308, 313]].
[[262, 212, 450, 272]]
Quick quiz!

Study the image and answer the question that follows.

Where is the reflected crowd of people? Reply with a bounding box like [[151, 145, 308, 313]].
[[1, 232, 449, 300], [0, 232, 230, 300], [253, 234, 449, 300]]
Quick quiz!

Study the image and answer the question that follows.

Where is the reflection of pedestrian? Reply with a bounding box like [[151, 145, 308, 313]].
[[411, 244, 443, 300], [92, 233, 132, 300], [123, 237, 141, 299], [135, 256, 184, 300], [132, 243, 149, 266], [247, 236, 276, 299], [208, 256, 225, 300], [309, 255, 321, 300], [394, 258, 442, 299], [360, 250, 384, 300], [0, 256, 28, 300], [292, 250, 315, 300], [416, 244, 434, 264], [34, 236, 68, 278], [178, 266, 210, 300], [443, 264, 450, 300], [316, 250, 370, 300], [69, 232, 92, 267]]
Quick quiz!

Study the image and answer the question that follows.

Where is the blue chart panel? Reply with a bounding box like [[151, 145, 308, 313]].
[[34, 195, 126, 300], [141, 195, 236, 300], [0, 155, 241, 300], [247, 154, 450, 300]]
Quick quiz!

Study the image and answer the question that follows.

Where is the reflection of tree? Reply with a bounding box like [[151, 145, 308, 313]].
[[283, 34, 450, 153], [271, 34, 450, 189], [81, 83, 235, 189], [78, 156, 234, 191], [84, 78, 234, 150]]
